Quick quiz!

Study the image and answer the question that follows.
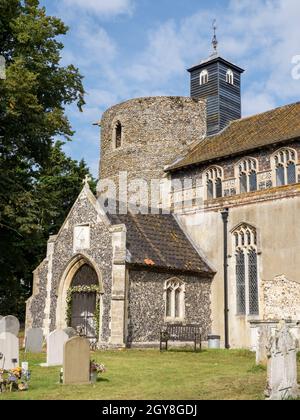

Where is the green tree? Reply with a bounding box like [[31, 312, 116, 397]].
[[0, 1, 92, 320]]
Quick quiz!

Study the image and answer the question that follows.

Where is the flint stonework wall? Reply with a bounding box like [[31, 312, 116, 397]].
[[26, 260, 48, 329], [28, 192, 114, 343], [262, 276, 300, 321], [127, 269, 212, 345], [99, 96, 206, 186]]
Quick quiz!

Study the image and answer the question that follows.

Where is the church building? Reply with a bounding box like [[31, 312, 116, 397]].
[[25, 37, 300, 349]]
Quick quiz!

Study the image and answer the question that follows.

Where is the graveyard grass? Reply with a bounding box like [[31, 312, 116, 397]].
[[2, 349, 297, 401]]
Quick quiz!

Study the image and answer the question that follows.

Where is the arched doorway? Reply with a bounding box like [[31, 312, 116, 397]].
[[68, 264, 100, 340]]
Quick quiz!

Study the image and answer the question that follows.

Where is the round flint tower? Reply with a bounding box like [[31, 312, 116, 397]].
[[99, 96, 206, 184]]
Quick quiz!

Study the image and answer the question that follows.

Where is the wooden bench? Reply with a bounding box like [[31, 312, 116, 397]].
[[160, 324, 202, 352]]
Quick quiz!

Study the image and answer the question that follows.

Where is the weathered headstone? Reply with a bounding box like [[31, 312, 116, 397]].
[[46, 330, 68, 366], [63, 336, 90, 385], [63, 327, 77, 339], [265, 321, 300, 400], [0, 316, 20, 336], [25, 328, 43, 353], [0, 332, 19, 370], [256, 325, 271, 366]]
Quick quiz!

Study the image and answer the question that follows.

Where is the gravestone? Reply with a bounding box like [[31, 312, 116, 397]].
[[265, 321, 300, 400], [0, 332, 19, 370], [46, 330, 68, 366], [0, 316, 20, 336], [25, 328, 43, 353], [63, 336, 90, 385], [256, 325, 271, 366], [63, 327, 77, 338]]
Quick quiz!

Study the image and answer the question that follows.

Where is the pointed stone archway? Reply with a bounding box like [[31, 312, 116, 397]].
[[56, 254, 104, 342]]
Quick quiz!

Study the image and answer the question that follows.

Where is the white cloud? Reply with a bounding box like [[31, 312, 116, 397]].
[[125, 0, 300, 115], [56, 0, 300, 173], [63, 0, 134, 17]]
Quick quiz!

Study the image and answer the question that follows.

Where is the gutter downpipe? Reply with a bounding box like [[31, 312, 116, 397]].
[[221, 208, 230, 349]]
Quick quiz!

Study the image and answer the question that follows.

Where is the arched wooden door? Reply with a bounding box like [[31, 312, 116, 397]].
[[69, 264, 99, 339]]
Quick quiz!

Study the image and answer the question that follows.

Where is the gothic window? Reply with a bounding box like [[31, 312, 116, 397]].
[[273, 148, 297, 186], [165, 279, 185, 321], [114, 121, 123, 149], [205, 166, 223, 199], [226, 69, 234, 85], [233, 224, 259, 317], [200, 69, 209, 85], [237, 158, 258, 194]]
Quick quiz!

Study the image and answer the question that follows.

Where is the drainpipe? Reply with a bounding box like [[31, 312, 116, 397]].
[[221, 208, 230, 349]]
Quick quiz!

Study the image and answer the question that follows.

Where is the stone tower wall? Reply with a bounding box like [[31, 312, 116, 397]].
[[99, 96, 206, 185]]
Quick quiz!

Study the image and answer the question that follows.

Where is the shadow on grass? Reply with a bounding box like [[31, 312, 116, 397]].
[[96, 377, 110, 383], [162, 348, 206, 354]]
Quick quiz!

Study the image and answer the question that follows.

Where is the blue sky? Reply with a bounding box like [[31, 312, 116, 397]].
[[40, 0, 300, 177]]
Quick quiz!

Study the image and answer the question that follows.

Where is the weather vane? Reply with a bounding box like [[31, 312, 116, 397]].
[[212, 19, 218, 54]]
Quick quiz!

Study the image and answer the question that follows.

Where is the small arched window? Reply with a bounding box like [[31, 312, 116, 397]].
[[205, 166, 223, 200], [200, 69, 209, 85], [272, 148, 297, 187], [165, 279, 185, 321], [237, 158, 258, 194], [226, 69, 234, 85], [114, 121, 123, 149]]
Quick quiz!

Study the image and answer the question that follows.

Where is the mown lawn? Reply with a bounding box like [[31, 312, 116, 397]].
[[0, 348, 277, 400]]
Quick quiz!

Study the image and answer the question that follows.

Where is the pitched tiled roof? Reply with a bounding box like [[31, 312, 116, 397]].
[[109, 211, 213, 276], [168, 102, 300, 171]]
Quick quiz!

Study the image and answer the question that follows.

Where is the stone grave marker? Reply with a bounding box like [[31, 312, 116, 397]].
[[46, 330, 68, 366], [0, 316, 20, 336], [25, 328, 44, 353], [63, 336, 90, 385], [0, 332, 19, 370], [63, 327, 77, 338], [256, 325, 271, 366], [265, 321, 300, 400]]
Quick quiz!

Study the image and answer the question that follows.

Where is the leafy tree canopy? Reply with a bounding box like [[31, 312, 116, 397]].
[[0, 1, 96, 320]]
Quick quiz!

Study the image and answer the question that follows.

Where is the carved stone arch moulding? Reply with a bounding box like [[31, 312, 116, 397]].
[[55, 253, 104, 330]]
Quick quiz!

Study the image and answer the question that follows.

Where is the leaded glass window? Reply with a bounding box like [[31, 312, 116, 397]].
[[249, 171, 257, 192], [205, 167, 223, 199], [236, 250, 246, 315], [237, 158, 258, 193], [207, 179, 214, 199], [233, 224, 259, 317], [273, 148, 297, 187], [276, 164, 285, 186], [248, 249, 259, 315], [216, 178, 222, 198], [287, 162, 296, 184], [240, 173, 247, 193]]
